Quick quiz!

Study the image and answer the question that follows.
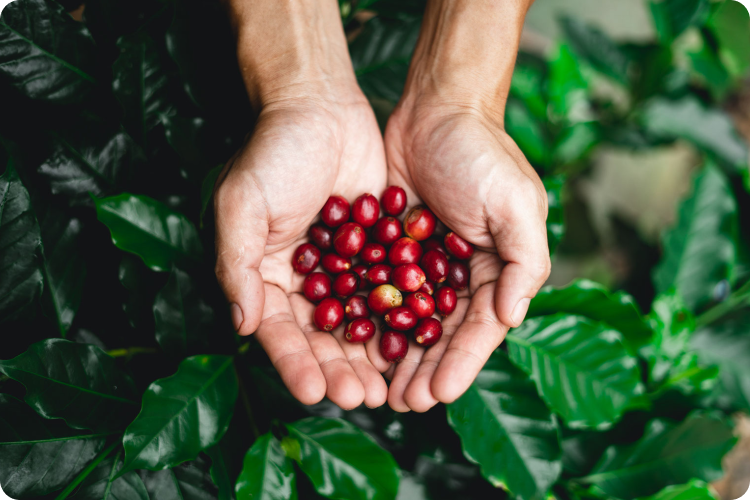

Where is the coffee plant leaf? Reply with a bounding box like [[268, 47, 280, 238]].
[[638, 481, 718, 500], [235, 433, 297, 500], [138, 454, 218, 500], [580, 412, 735, 499], [71, 453, 150, 500], [505, 99, 550, 167], [553, 122, 600, 167], [528, 279, 653, 350], [653, 162, 738, 312], [506, 314, 647, 429], [544, 175, 566, 256], [649, 0, 710, 43], [94, 193, 203, 272], [206, 445, 236, 500], [284, 417, 400, 500], [559, 16, 630, 84], [548, 44, 591, 123], [0, 339, 139, 431], [0, 0, 97, 104], [0, 394, 111, 499], [447, 351, 562, 500], [120, 355, 238, 474]]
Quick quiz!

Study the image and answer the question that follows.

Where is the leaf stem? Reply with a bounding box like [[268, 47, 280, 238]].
[[696, 280, 750, 327], [54, 439, 120, 500], [106, 347, 158, 358]]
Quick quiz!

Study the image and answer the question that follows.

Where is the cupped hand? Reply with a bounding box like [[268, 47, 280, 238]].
[[213, 92, 388, 410]]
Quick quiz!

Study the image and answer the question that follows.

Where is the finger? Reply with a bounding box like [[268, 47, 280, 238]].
[[254, 285, 326, 405], [387, 339, 425, 413], [289, 294, 366, 410], [365, 323, 392, 373], [330, 325, 388, 409], [214, 162, 269, 336], [431, 283, 508, 404]]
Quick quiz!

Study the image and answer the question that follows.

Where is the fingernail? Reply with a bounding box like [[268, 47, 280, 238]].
[[511, 298, 531, 327], [231, 303, 243, 331]]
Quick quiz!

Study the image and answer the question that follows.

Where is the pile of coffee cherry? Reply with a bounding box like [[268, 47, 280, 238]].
[[292, 186, 473, 363]]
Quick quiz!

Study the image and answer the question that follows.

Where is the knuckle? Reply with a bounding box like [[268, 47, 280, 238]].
[[529, 256, 552, 283]]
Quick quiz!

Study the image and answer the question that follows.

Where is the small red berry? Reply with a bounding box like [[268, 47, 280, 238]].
[[351, 264, 368, 290], [344, 295, 370, 321], [321, 196, 350, 227], [435, 287, 457, 316], [403, 205, 436, 241], [422, 237, 448, 256], [444, 232, 474, 260], [292, 243, 320, 274], [414, 317, 443, 347], [333, 222, 365, 257], [352, 193, 380, 228], [361, 243, 387, 265], [314, 298, 344, 332], [388, 237, 423, 266], [381, 186, 407, 216], [332, 272, 359, 298], [321, 253, 352, 274], [372, 217, 403, 246], [345, 318, 376, 343], [391, 264, 427, 292], [308, 224, 333, 250], [303, 272, 331, 303], [447, 261, 469, 291], [420, 250, 449, 284], [368, 284, 403, 315], [385, 306, 418, 331], [419, 281, 435, 296], [404, 292, 435, 319], [365, 264, 392, 286], [380, 330, 408, 362]]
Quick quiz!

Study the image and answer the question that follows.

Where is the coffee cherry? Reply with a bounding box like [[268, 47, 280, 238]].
[[303, 272, 332, 303], [321, 253, 352, 274], [292, 243, 320, 274], [420, 250, 449, 283], [403, 205, 436, 241], [404, 292, 435, 319], [365, 264, 392, 286], [321, 196, 350, 227], [352, 193, 380, 228], [314, 298, 344, 332], [392, 264, 426, 292], [332, 272, 359, 298], [447, 261, 469, 291], [308, 224, 333, 250], [444, 232, 474, 260], [368, 284, 403, 315], [372, 217, 402, 246], [381, 186, 407, 216], [380, 330, 408, 362], [422, 237, 448, 256], [344, 295, 370, 321], [346, 318, 376, 343], [435, 286, 457, 316], [385, 306, 418, 331], [414, 317, 443, 347], [419, 281, 436, 296], [388, 237, 423, 266], [351, 264, 369, 290], [333, 222, 365, 257], [361, 243, 386, 265]]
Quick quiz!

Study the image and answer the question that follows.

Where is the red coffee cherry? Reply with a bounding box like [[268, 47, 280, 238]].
[[368, 284, 403, 315], [344, 295, 370, 321], [420, 250, 449, 283], [332, 272, 359, 298], [352, 193, 380, 228], [346, 318, 376, 343], [414, 317, 443, 347], [419, 281, 435, 296], [422, 237, 448, 256], [321, 196, 350, 227], [372, 217, 402, 246], [403, 205, 436, 241], [381, 186, 407, 216], [361, 243, 387, 265], [391, 264, 426, 292], [380, 330, 408, 362], [444, 232, 474, 260], [303, 272, 331, 303], [308, 224, 333, 250], [321, 253, 352, 274], [404, 292, 435, 319], [351, 264, 369, 290], [388, 237, 423, 266], [447, 261, 469, 291], [365, 264, 392, 286], [292, 243, 320, 274], [385, 306, 418, 331], [435, 286, 457, 316], [314, 298, 344, 332], [333, 222, 365, 257]]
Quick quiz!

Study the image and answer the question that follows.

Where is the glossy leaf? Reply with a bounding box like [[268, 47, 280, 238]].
[[544, 175, 565, 256], [548, 44, 590, 123], [71, 453, 150, 500], [0, 394, 110, 499], [139, 455, 219, 500], [650, 0, 710, 42], [0, 0, 96, 103], [707, 1, 750, 77], [505, 99, 549, 167], [553, 122, 600, 166], [284, 417, 400, 500], [94, 193, 203, 271], [581, 413, 735, 498], [560, 16, 630, 84], [0, 339, 138, 431], [528, 279, 653, 350], [0, 159, 44, 322], [510, 63, 547, 119], [638, 481, 718, 500], [121, 355, 238, 473], [200, 164, 223, 228], [447, 351, 562, 500], [506, 314, 647, 429], [153, 267, 214, 357], [653, 163, 738, 312], [207, 444, 236, 500], [235, 433, 297, 500]]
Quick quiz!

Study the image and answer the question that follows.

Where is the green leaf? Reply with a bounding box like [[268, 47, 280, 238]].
[[544, 175, 565, 256], [0, 394, 111, 499], [350, 16, 421, 103], [0, 339, 138, 431], [447, 351, 562, 500], [553, 122, 600, 167], [650, 0, 710, 42], [580, 413, 736, 499], [506, 314, 646, 429], [528, 279, 653, 350], [207, 444, 236, 500], [638, 481, 718, 500], [559, 17, 630, 84], [0, 159, 44, 322], [548, 44, 590, 123], [139, 455, 219, 500], [94, 193, 203, 272], [200, 165, 223, 228], [505, 100, 550, 167], [0, 0, 96, 104], [121, 355, 238, 473], [235, 433, 297, 500], [707, 1, 750, 77], [510, 63, 547, 119], [687, 38, 731, 100], [284, 417, 400, 500], [653, 162, 738, 312], [71, 452, 150, 500]]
